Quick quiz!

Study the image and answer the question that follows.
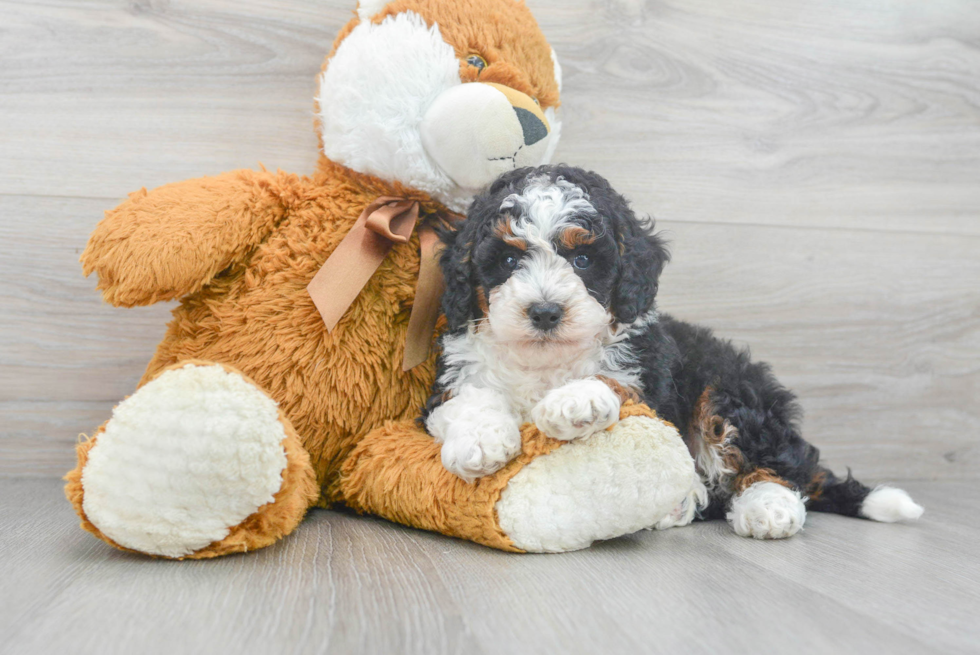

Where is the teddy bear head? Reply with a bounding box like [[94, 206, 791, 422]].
[[315, 0, 563, 213]]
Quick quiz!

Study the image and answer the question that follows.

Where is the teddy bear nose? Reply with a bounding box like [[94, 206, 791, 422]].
[[513, 107, 548, 146], [528, 302, 563, 331]]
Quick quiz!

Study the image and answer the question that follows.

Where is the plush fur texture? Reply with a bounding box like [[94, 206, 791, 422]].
[[65, 0, 689, 557], [426, 164, 923, 539], [66, 361, 319, 560], [85, 161, 446, 506], [316, 0, 562, 213], [497, 411, 701, 552], [341, 402, 698, 552], [317, 11, 463, 207], [80, 363, 291, 558]]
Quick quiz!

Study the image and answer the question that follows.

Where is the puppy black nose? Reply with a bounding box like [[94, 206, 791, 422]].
[[528, 302, 563, 331], [513, 107, 548, 146]]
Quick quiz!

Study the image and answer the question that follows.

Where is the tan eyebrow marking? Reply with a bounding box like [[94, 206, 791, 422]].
[[557, 225, 597, 250], [494, 217, 527, 251]]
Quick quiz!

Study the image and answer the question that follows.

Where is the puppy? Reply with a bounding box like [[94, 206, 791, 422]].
[[423, 165, 924, 539]]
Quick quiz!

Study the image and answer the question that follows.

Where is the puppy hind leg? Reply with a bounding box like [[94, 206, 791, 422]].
[[806, 465, 923, 522]]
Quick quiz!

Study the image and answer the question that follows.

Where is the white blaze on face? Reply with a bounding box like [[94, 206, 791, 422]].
[[485, 178, 612, 353], [502, 176, 593, 245]]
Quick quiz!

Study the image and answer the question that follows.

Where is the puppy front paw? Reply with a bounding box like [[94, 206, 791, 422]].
[[440, 418, 522, 483], [532, 379, 621, 441], [426, 386, 523, 483]]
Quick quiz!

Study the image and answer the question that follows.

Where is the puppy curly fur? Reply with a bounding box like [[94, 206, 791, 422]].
[[424, 165, 923, 537]]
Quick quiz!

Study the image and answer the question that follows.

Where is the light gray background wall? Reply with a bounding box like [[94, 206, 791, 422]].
[[3, 0, 976, 481]]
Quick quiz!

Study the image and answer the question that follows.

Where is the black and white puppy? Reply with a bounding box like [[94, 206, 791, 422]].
[[423, 165, 923, 539]]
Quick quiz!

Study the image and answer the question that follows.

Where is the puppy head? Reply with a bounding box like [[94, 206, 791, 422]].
[[440, 165, 669, 353]]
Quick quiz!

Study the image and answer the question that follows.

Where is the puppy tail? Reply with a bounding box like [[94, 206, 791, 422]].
[[806, 466, 923, 522]]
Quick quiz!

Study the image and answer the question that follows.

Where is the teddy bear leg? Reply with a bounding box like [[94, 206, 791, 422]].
[[64, 361, 319, 559], [339, 405, 700, 553]]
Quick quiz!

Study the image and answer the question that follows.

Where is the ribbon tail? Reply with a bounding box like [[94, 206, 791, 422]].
[[307, 198, 417, 332], [402, 226, 445, 371]]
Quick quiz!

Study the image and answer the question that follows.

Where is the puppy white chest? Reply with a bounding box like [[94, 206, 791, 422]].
[[439, 328, 627, 420]]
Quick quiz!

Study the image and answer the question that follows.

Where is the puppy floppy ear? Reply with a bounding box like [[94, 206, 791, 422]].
[[546, 166, 668, 324], [437, 221, 478, 331], [438, 178, 523, 330], [612, 213, 670, 324]]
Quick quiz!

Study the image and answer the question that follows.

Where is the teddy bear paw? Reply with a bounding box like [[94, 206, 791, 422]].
[[653, 476, 708, 530], [79, 363, 290, 557]]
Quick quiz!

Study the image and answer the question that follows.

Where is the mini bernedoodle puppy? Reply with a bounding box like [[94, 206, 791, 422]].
[[422, 164, 923, 539]]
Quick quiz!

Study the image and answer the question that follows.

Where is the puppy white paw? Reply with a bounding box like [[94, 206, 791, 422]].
[[439, 418, 522, 483], [727, 481, 806, 539], [426, 386, 522, 483], [532, 379, 621, 441]]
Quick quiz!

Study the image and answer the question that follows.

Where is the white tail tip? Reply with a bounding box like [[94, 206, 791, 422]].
[[860, 486, 924, 523]]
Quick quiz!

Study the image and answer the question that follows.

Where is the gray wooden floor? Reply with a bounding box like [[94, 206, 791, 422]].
[[1, 478, 978, 654], [1, 0, 979, 653]]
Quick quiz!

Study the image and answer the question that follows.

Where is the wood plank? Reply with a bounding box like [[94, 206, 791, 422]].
[[2, 1, 979, 478], [657, 220, 980, 482], [3, 191, 977, 479], [0, 402, 113, 478], [2, 0, 978, 235], [0, 0, 332, 198], [542, 0, 980, 235], [1, 478, 974, 654], [7, 188, 980, 480]]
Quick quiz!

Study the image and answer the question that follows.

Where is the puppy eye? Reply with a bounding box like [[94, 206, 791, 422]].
[[503, 254, 520, 270], [466, 55, 487, 72], [572, 254, 591, 269]]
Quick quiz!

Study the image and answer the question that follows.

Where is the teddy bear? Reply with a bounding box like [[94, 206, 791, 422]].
[[64, 0, 702, 558]]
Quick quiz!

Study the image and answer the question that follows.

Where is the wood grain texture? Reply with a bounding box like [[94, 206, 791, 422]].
[[1, 478, 977, 654], [1, 0, 979, 483]]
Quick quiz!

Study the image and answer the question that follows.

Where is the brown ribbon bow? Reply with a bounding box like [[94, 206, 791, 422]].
[[306, 196, 447, 371]]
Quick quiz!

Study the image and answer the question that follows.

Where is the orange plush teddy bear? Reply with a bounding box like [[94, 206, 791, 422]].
[[65, 0, 701, 558]]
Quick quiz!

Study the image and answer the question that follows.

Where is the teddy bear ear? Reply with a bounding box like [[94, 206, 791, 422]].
[[357, 0, 389, 21]]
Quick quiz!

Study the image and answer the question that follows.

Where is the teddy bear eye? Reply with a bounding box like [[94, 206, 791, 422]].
[[532, 97, 540, 106], [466, 55, 487, 72]]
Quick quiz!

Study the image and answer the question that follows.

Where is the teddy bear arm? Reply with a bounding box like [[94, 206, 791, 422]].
[[81, 169, 298, 307]]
